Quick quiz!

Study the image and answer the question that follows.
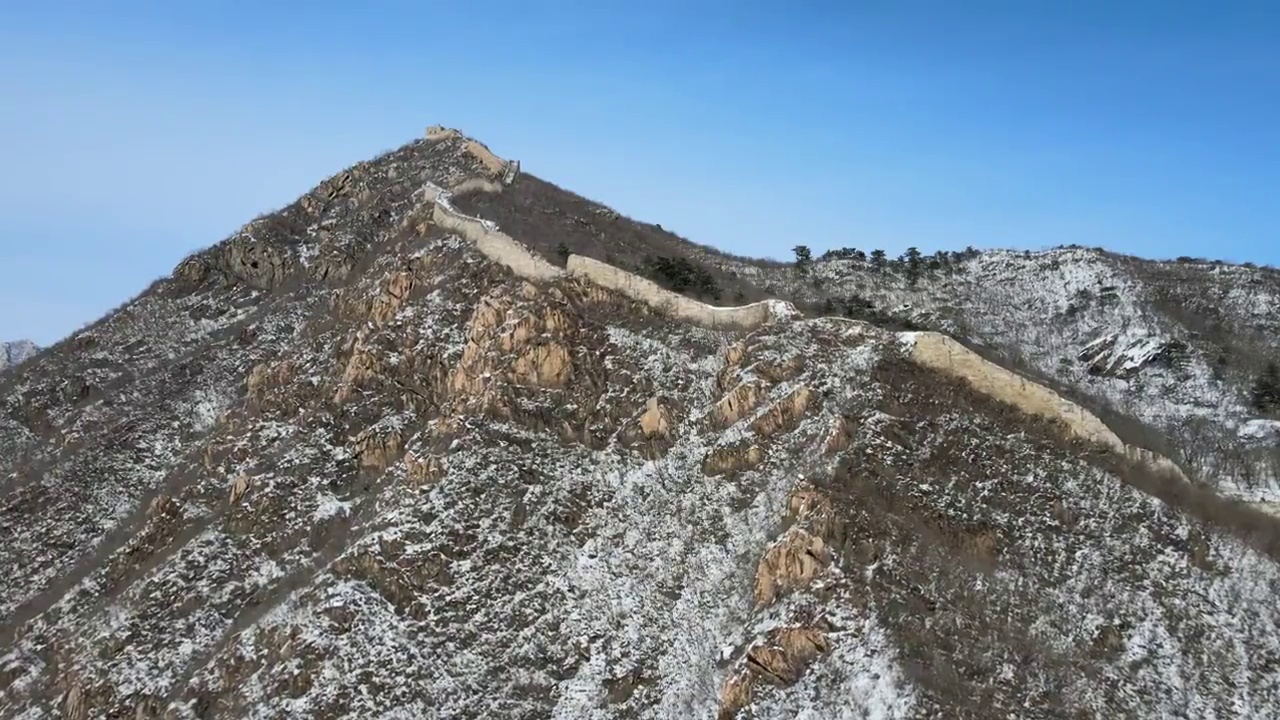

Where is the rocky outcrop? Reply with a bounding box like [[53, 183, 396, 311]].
[[450, 289, 578, 406], [246, 360, 296, 408], [333, 331, 384, 405], [718, 625, 832, 719], [753, 527, 832, 607], [1079, 333, 1189, 378], [351, 426, 403, 470], [215, 236, 293, 290], [228, 474, 251, 505], [750, 385, 814, 438], [702, 442, 764, 476], [786, 483, 836, 540], [745, 625, 830, 686], [60, 684, 88, 720], [638, 397, 671, 438], [711, 381, 767, 429], [403, 451, 446, 487], [369, 271, 416, 327], [716, 480, 841, 719]]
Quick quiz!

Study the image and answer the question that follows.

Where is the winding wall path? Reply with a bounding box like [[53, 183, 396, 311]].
[[428, 126, 1191, 481]]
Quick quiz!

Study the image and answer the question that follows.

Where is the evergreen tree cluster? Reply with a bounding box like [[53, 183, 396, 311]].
[[810, 245, 983, 283], [639, 255, 723, 301]]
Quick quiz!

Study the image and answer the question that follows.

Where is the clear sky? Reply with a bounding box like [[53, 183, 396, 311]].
[[1, 1, 1277, 345]]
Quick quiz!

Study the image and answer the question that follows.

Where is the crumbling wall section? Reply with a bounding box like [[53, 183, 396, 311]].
[[906, 332, 1123, 450], [426, 183, 564, 282], [905, 331, 1191, 482], [566, 255, 783, 331], [424, 124, 460, 142], [450, 177, 506, 196]]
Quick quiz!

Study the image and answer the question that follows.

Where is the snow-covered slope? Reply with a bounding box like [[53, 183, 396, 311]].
[[706, 248, 1280, 497], [3, 130, 1280, 719], [1, 340, 38, 372]]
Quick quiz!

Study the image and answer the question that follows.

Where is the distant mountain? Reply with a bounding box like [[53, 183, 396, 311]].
[[3, 127, 1280, 718], [0, 339, 38, 371]]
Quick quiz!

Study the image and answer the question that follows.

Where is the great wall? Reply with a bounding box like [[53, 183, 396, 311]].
[[419, 125, 1201, 489], [421, 125, 796, 329]]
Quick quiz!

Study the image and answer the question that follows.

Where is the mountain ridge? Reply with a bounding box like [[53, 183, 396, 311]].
[[449, 149, 1278, 489], [444, 136, 1280, 501], [370, 135, 1205, 497]]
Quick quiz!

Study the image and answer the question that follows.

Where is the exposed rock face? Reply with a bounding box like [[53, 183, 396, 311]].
[[450, 288, 578, 401], [1079, 332, 1190, 379], [753, 526, 831, 607], [2, 128, 1280, 720], [215, 235, 294, 290], [711, 380, 766, 429], [638, 396, 671, 438], [702, 442, 764, 476]]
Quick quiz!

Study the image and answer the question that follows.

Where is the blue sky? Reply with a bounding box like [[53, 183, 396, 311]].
[[1, 1, 1277, 345]]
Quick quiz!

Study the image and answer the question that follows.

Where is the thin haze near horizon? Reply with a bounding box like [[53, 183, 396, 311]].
[[1, 1, 1277, 346]]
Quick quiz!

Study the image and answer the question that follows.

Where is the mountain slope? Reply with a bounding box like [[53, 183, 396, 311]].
[[2, 128, 1279, 719], [701, 247, 1280, 499]]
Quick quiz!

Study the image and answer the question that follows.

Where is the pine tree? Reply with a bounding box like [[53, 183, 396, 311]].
[[792, 245, 812, 275], [902, 247, 923, 286]]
